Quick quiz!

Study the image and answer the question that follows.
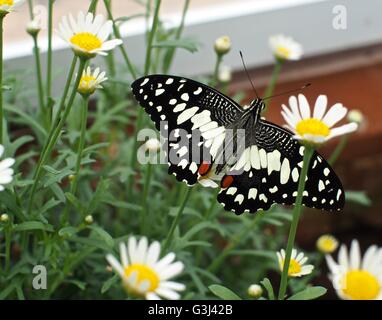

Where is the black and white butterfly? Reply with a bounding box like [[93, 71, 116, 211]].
[[131, 74, 345, 214]]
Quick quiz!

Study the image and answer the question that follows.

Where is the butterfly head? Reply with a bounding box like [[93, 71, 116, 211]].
[[250, 98, 265, 115]]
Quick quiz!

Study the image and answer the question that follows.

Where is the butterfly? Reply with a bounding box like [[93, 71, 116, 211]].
[[131, 74, 345, 214]]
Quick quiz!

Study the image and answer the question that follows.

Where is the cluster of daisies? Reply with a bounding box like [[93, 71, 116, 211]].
[[276, 235, 382, 300]]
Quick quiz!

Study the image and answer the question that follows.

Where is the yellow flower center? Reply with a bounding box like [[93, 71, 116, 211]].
[[70, 32, 102, 52], [296, 118, 330, 137], [342, 270, 380, 300], [124, 264, 160, 295], [276, 46, 291, 59], [79, 75, 97, 89], [0, 0, 13, 6], [281, 258, 301, 276]]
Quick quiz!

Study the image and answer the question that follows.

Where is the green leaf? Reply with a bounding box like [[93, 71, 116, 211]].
[[88, 225, 114, 248], [208, 284, 242, 300], [260, 278, 275, 300], [101, 274, 119, 294], [115, 13, 145, 24], [152, 38, 199, 53], [58, 226, 78, 238], [14, 221, 54, 232], [345, 191, 372, 206], [287, 286, 327, 300]]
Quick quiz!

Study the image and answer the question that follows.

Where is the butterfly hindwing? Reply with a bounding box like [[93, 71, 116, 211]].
[[217, 120, 345, 214], [131, 75, 243, 185]]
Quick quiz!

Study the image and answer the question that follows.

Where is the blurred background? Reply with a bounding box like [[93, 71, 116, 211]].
[[4, 0, 382, 298]]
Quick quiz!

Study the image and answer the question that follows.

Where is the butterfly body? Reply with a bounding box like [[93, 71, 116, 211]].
[[131, 74, 345, 214]]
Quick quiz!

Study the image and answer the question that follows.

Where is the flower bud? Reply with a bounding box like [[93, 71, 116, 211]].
[[0, 213, 9, 222], [68, 174, 75, 182], [84, 215, 94, 224], [347, 109, 364, 125], [214, 36, 231, 55], [27, 18, 42, 36], [248, 284, 263, 298]]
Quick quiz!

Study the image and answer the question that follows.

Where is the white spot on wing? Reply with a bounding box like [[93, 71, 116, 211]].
[[234, 194, 244, 204], [280, 158, 290, 185], [291, 167, 299, 182], [173, 103, 187, 112], [181, 93, 189, 101], [166, 78, 174, 85], [318, 180, 325, 192], [248, 188, 257, 200], [140, 78, 149, 86], [193, 87, 202, 95], [177, 107, 199, 124]]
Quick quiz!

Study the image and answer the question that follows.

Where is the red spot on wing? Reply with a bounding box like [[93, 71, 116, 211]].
[[198, 161, 211, 176], [221, 175, 234, 188]]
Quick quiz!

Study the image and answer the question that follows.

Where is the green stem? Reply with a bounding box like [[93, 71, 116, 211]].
[[162, 0, 190, 73], [5, 224, 11, 271], [212, 54, 223, 87], [88, 0, 99, 14], [207, 212, 264, 273], [144, 0, 162, 76], [27, 0, 34, 19], [27, 59, 87, 215], [46, 0, 54, 124], [328, 135, 348, 166], [103, 0, 137, 80], [277, 146, 314, 300], [126, 0, 162, 198], [140, 162, 153, 233], [70, 95, 89, 195], [32, 35, 46, 128], [162, 186, 192, 252], [0, 15, 4, 145], [262, 58, 283, 114]]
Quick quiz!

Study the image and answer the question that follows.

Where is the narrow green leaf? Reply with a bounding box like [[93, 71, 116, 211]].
[[14, 221, 54, 232], [260, 278, 275, 300], [88, 225, 114, 248], [208, 284, 242, 300], [101, 274, 119, 294], [345, 191, 372, 206], [152, 38, 199, 53], [287, 286, 327, 300]]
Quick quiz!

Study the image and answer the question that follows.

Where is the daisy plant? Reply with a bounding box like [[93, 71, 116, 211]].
[[278, 94, 357, 299], [326, 240, 382, 300], [106, 236, 185, 300], [263, 34, 303, 112], [0, 144, 15, 191], [28, 10, 121, 215]]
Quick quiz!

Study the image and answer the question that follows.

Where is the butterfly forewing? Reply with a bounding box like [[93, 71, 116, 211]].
[[131, 75, 243, 185]]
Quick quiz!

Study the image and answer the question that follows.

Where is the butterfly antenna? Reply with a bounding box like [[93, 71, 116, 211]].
[[262, 83, 311, 100], [239, 51, 260, 99]]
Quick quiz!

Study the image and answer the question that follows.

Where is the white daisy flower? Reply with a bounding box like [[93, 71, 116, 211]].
[[277, 248, 314, 277], [281, 94, 358, 145], [316, 234, 339, 254], [106, 236, 185, 300], [326, 240, 382, 300], [77, 66, 107, 95], [57, 11, 123, 59], [0, 0, 25, 15], [0, 145, 15, 191], [269, 34, 303, 61]]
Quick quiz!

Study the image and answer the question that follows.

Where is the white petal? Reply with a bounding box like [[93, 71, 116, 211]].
[[128, 236, 138, 263], [313, 95, 327, 120], [146, 241, 161, 266], [349, 239, 361, 269], [291, 249, 297, 259], [154, 252, 176, 271], [92, 14, 105, 35], [298, 94, 310, 119], [338, 244, 349, 269], [119, 242, 129, 267], [106, 254, 124, 278], [146, 292, 161, 300], [288, 96, 302, 121], [97, 20, 113, 41], [322, 103, 347, 127], [136, 237, 148, 264], [155, 288, 181, 300], [325, 254, 339, 274], [160, 281, 186, 291], [159, 261, 184, 280], [0, 158, 15, 171], [327, 123, 358, 139], [100, 39, 123, 51], [362, 245, 378, 270]]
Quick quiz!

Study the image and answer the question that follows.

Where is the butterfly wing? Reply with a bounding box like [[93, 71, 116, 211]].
[[217, 120, 345, 214], [131, 75, 244, 185]]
